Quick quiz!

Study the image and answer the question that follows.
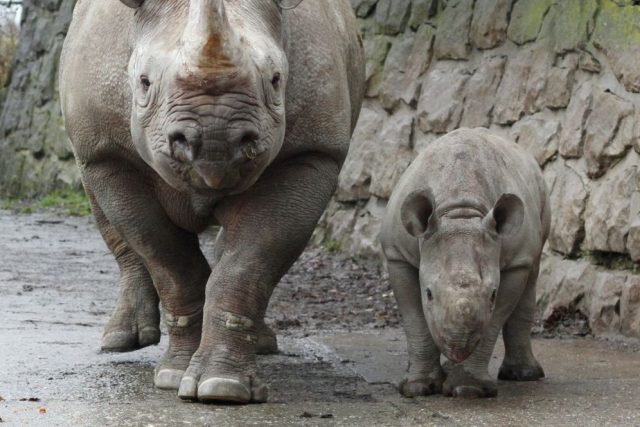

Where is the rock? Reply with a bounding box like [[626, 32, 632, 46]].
[[363, 35, 392, 98], [621, 276, 640, 338], [591, 1, 640, 93], [543, 159, 588, 256], [408, 0, 436, 29], [540, 0, 598, 54], [460, 55, 506, 128], [323, 200, 359, 250], [583, 151, 640, 254], [416, 62, 471, 133], [507, 0, 553, 45], [588, 271, 625, 336], [627, 192, 640, 262], [375, 0, 412, 35], [493, 47, 553, 125], [537, 253, 594, 323], [540, 53, 578, 110], [578, 50, 601, 74], [470, 0, 511, 49], [558, 81, 593, 158], [379, 25, 434, 110], [347, 197, 387, 257], [433, 0, 474, 60], [337, 103, 386, 201], [369, 106, 415, 199], [511, 111, 559, 166], [583, 90, 634, 178], [351, 0, 378, 18]]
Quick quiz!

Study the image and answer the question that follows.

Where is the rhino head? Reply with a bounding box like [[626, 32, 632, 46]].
[[401, 189, 524, 363], [120, 0, 288, 194]]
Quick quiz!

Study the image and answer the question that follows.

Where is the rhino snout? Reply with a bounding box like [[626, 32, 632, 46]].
[[167, 122, 202, 164]]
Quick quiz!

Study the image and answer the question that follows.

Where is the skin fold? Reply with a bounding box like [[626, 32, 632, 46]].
[[59, 0, 364, 404], [380, 128, 550, 399]]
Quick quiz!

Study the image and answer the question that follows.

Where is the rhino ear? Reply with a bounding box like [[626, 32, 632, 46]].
[[120, 0, 144, 8], [483, 193, 524, 238], [401, 188, 439, 238]]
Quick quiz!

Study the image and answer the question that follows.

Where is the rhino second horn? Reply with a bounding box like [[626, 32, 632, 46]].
[[120, 0, 144, 8]]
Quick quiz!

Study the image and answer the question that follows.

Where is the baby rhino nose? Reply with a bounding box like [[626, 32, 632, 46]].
[[167, 123, 202, 164]]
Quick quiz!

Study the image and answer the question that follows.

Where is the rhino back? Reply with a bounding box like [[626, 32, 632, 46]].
[[382, 128, 548, 268], [60, 0, 137, 165]]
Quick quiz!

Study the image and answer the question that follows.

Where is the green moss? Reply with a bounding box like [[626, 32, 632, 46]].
[[323, 240, 342, 253], [582, 250, 640, 273], [0, 186, 91, 217], [507, 0, 554, 45]]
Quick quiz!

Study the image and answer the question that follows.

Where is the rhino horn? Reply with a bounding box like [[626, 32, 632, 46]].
[[181, 0, 240, 73]]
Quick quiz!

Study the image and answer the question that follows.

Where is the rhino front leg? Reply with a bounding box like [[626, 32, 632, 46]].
[[178, 154, 340, 404], [82, 163, 211, 390], [499, 263, 545, 381], [443, 268, 530, 398], [211, 228, 278, 355], [87, 189, 161, 352], [387, 261, 443, 397]]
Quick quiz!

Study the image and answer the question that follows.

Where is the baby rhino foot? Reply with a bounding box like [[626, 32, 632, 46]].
[[399, 372, 444, 397], [178, 351, 267, 404], [443, 365, 497, 398], [498, 361, 545, 381]]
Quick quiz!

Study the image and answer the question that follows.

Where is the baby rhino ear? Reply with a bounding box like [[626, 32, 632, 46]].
[[120, 0, 144, 8], [482, 193, 524, 238], [400, 188, 439, 238]]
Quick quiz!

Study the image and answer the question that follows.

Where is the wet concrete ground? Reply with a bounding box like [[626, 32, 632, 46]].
[[1, 211, 640, 426]]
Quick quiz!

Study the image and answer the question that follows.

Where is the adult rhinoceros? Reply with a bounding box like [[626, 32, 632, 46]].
[[59, 0, 364, 403]]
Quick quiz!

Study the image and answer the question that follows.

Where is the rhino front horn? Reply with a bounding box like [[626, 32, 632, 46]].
[[120, 0, 144, 8]]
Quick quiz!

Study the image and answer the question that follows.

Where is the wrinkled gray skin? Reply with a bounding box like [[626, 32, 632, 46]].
[[380, 128, 550, 398], [59, 0, 364, 404]]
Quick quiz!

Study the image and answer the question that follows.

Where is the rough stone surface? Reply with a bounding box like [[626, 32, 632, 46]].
[[511, 111, 559, 166], [416, 62, 470, 133], [583, 89, 635, 179], [460, 54, 506, 128], [583, 152, 640, 254], [543, 159, 588, 256], [591, 1, 640, 93], [559, 81, 593, 158], [470, 0, 513, 50], [540, 0, 598, 54], [374, 0, 412, 35], [433, 0, 474, 60], [0, 0, 78, 198], [507, 0, 553, 45]]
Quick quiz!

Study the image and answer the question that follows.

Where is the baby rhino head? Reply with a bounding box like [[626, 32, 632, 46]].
[[401, 188, 524, 363], [120, 0, 288, 194]]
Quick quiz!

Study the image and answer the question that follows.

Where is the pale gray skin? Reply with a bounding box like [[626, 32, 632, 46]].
[[59, 0, 364, 404], [380, 128, 550, 398]]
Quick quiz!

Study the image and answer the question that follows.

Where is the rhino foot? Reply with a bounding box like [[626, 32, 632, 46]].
[[443, 365, 497, 398], [177, 350, 267, 404], [102, 326, 161, 353], [399, 374, 444, 397], [498, 362, 545, 381]]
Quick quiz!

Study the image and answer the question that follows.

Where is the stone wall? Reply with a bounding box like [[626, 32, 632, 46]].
[[0, 0, 78, 198], [314, 0, 640, 338]]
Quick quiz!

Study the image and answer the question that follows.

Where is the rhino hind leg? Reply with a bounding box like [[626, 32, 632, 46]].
[[443, 268, 531, 398], [498, 264, 545, 382], [86, 189, 161, 353]]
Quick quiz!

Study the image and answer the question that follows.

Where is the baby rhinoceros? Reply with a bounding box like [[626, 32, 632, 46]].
[[380, 128, 550, 398]]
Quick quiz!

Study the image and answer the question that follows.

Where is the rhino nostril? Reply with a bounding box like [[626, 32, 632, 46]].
[[168, 128, 200, 163], [240, 130, 260, 160]]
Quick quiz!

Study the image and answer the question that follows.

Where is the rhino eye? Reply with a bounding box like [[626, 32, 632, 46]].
[[140, 76, 151, 91], [271, 72, 281, 90], [426, 288, 433, 302], [490, 289, 497, 304]]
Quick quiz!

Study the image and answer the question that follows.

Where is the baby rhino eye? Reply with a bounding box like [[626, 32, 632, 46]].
[[426, 288, 433, 301], [140, 76, 151, 90], [271, 72, 281, 90]]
